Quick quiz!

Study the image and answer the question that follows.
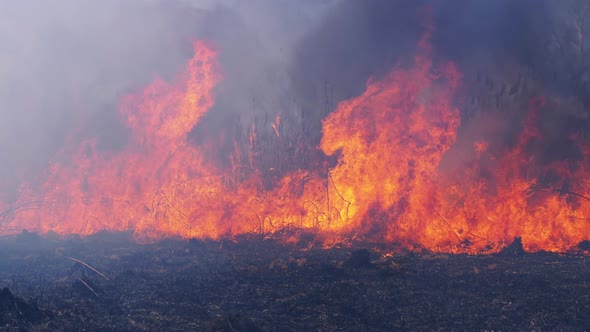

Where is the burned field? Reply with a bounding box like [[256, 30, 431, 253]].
[[0, 233, 588, 331]]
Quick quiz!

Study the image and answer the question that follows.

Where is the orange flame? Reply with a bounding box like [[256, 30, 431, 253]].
[[2, 22, 590, 254], [2, 41, 223, 240]]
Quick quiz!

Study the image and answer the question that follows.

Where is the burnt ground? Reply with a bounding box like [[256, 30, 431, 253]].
[[0, 233, 589, 331]]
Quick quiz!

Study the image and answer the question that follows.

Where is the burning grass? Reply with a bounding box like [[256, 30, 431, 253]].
[[1, 16, 589, 254]]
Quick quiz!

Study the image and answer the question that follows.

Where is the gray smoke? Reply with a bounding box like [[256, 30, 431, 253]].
[[290, 0, 590, 165], [0, 0, 337, 196], [1, 0, 588, 198]]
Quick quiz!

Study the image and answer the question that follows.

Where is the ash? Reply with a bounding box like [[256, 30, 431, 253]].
[[0, 232, 588, 331]]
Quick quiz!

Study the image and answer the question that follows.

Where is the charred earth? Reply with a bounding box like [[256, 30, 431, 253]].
[[0, 232, 589, 331]]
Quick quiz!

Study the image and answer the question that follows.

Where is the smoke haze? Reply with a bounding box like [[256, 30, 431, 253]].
[[0, 0, 336, 196], [1, 0, 589, 197]]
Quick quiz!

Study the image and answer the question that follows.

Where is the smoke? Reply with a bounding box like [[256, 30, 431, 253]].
[[290, 0, 590, 166], [0, 1, 198, 194], [0, 0, 337, 196], [186, 0, 338, 169], [1, 0, 588, 197]]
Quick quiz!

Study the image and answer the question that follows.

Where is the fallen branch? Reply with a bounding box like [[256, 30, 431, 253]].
[[77, 278, 99, 297], [65, 257, 110, 280]]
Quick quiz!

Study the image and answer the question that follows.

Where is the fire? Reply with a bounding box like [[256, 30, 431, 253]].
[[319, 40, 462, 245], [1, 21, 590, 253], [2, 41, 223, 240]]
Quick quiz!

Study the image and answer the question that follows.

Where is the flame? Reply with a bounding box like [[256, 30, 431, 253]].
[[1, 21, 590, 253], [2, 41, 223, 240]]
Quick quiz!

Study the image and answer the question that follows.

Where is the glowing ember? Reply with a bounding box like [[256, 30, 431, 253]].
[[1, 21, 590, 253]]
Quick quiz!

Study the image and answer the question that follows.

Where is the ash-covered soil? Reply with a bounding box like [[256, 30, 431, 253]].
[[0, 232, 589, 331]]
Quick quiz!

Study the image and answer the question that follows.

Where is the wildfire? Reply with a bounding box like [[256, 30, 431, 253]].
[[1, 21, 590, 254]]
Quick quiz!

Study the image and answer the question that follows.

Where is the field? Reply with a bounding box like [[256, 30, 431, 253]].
[[0, 233, 589, 331]]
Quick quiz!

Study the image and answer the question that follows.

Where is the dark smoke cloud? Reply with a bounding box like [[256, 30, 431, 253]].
[[290, 0, 590, 165]]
